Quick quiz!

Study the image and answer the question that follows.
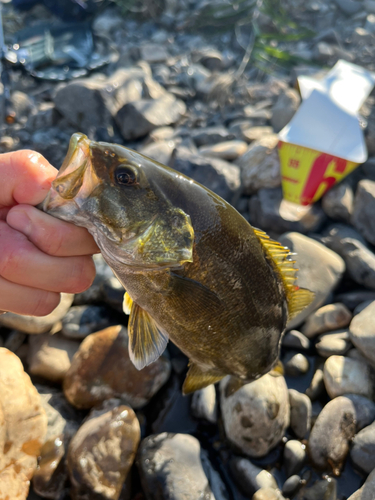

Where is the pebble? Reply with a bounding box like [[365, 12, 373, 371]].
[[3, 330, 26, 352], [0, 349, 47, 500], [199, 140, 248, 160], [335, 290, 375, 310], [279, 233, 345, 329], [350, 421, 375, 474], [322, 224, 375, 290], [306, 366, 325, 401], [315, 329, 351, 357], [252, 487, 284, 500], [67, 400, 140, 500], [271, 88, 301, 133], [351, 179, 375, 245], [282, 475, 303, 498], [333, 0, 362, 15], [61, 305, 117, 339], [63, 325, 171, 409], [137, 433, 216, 499], [230, 457, 278, 496], [28, 333, 80, 383], [302, 303, 352, 338], [289, 389, 312, 439], [191, 126, 235, 146], [308, 395, 375, 472], [283, 440, 306, 477], [220, 373, 290, 458], [301, 477, 337, 500], [282, 330, 310, 350], [73, 254, 116, 306], [321, 182, 353, 222], [0, 293, 74, 334], [284, 352, 309, 376], [191, 384, 217, 424], [323, 355, 374, 399], [236, 135, 281, 194], [140, 44, 170, 63], [347, 467, 375, 499], [139, 139, 176, 165], [240, 126, 274, 143], [349, 301, 375, 364]]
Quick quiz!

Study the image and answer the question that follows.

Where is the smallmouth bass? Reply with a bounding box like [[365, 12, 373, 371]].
[[43, 133, 314, 394]]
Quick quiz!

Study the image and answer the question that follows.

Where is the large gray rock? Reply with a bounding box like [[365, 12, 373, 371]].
[[278, 233, 345, 329], [351, 421, 375, 474], [236, 135, 281, 193], [250, 189, 325, 234], [323, 355, 374, 399], [348, 468, 375, 500], [352, 180, 375, 245], [220, 374, 290, 458], [302, 303, 352, 338], [137, 433, 216, 500], [321, 224, 375, 290], [271, 88, 300, 133], [321, 182, 353, 222], [115, 94, 186, 140], [349, 301, 375, 365]]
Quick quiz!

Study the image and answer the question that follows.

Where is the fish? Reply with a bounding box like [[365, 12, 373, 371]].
[[42, 132, 314, 394]]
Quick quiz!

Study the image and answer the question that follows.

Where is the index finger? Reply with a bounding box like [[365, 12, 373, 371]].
[[0, 150, 57, 208]]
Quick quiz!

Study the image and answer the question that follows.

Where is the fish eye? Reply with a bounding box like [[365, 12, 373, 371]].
[[115, 165, 138, 186]]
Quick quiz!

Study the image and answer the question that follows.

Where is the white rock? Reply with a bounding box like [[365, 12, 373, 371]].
[[191, 385, 217, 424], [323, 355, 373, 399]]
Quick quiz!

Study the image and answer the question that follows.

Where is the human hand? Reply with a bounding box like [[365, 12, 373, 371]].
[[0, 150, 99, 316]]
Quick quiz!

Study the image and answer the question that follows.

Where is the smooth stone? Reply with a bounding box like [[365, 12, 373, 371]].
[[67, 400, 140, 500], [236, 135, 281, 194], [333, 0, 362, 15], [348, 468, 375, 500], [335, 290, 375, 310], [191, 47, 225, 71], [115, 95, 186, 140], [282, 475, 303, 498], [139, 140, 176, 165], [289, 389, 312, 439], [306, 366, 325, 401], [240, 126, 274, 143], [302, 303, 352, 338], [3, 330, 26, 352], [349, 301, 375, 364], [63, 325, 171, 409], [138, 433, 216, 499], [147, 126, 175, 143], [302, 477, 337, 500], [191, 384, 217, 424], [284, 352, 309, 377], [351, 421, 375, 474], [321, 182, 353, 222], [61, 305, 117, 339], [315, 329, 352, 357], [282, 330, 310, 350], [28, 333, 80, 383], [271, 88, 300, 133], [220, 373, 290, 458], [353, 300, 374, 316], [283, 440, 306, 477], [191, 126, 235, 146], [170, 146, 240, 201], [250, 189, 325, 235], [0, 293, 74, 334], [230, 457, 278, 496], [321, 224, 375, 290], [140, 44, 169, 63], [352, 180, 375, 245], [0, 349, 47, 500], [324, 355, 374, 399], [308, 394, 375, 473], [252, 487, 285, 500], [199, 140, 248, 161], [279, 233, 345, 329], [101, 276, 125, 312]]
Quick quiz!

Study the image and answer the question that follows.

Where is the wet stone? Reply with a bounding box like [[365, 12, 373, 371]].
[[271, 88, 301, 133], [191, 384, 217, 424], [348, 468, 375, 500], [220, 373, 290, 458], [284, 352, 309, 377], [279, 233, 345, 329], [61, 305, 117, 340], [138, 433, 216, 500], [67, 400, 140, 500], [282, 330, 310, 350], [351, 179, 375, 245], [321, 182, 353, 222], [323, 355, 374, 399], [288, 389, 312, 439], [199, 140, 248, 161], [350, 421, 375, 474], [349, 301, 375, 365], [230, 457, 278, 496], [63, 325, 171, 410], [315, 329, 352, 357], [282, 475, 303, 498], [283, 440, 306, 477], [302, 303, 352, 338]]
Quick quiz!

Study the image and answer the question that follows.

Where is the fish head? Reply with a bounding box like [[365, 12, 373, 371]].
[[43, 133, 194, 269]]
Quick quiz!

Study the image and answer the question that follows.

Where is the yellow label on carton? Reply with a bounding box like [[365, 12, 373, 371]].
[[278, 141, 359, 206]]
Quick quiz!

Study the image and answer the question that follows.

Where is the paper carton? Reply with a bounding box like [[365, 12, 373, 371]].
[[278, 60, 375, 205]]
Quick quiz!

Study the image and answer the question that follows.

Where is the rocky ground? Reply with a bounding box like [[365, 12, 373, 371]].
[[1, 0, 375, 499]]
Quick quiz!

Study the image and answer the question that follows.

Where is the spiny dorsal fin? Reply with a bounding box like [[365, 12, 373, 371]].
[[253, 228, 315, 320], [182, 363, 224, 394]]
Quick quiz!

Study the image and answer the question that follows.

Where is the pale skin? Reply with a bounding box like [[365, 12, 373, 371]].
[[0, 150, 99, 316]]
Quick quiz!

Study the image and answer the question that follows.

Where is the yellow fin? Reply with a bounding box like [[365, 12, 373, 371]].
[[182, 363, 224, 395], [128, 302, 169, 370], [123, 292, 133, 315], [253, 228, 315, 320]]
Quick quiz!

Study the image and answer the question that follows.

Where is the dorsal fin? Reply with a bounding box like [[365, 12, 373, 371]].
[[253, 228, 315, 320]]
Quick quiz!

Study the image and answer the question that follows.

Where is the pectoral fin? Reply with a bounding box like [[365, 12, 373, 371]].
[[182, 362, 224, 394], [128, 302, 169, 370]]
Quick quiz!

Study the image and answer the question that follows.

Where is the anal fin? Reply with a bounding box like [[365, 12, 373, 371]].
[[128, 302, 169, 370], [182, 363, 224, 395]]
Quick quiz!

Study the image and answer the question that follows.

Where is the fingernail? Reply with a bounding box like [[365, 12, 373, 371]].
[[7, 208, 32, 236]]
